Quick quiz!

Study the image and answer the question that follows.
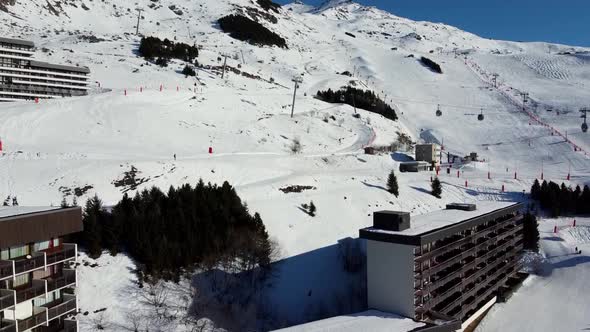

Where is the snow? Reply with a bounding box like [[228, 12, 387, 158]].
[[0, 206, 61, 218], [476, 217, 590, 332], [272, 310, 425, 332], [364, 201, 517, 236], [0, 0, 588, 330]]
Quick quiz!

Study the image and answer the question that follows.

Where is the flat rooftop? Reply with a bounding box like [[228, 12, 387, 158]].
[[0, 206, 61, 220], [272, 310, 426, 332], [0, 37, 35, 47], [360, 201, 522, 245]]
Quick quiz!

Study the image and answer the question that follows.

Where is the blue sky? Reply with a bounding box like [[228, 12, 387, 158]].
[[275, 0, 589, 47]]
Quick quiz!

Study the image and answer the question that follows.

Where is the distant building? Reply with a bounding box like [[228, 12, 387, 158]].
[[0, 37, 90, 102], [399, 161, 431, 172], [415, 144, 440, 165], [0, 206, 82, 332], [359, 202, 526, 331]]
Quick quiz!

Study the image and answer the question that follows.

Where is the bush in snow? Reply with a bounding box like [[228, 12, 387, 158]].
[[431, 177, 442, 198], [290, 137, 302, 154], [218, 14, 287, 48], [182, 65, 196, 77], [420, 56, 442, 74], [155, 57, 168, 67], [387, 170, 399, 197], [309, 201, 317, 216]]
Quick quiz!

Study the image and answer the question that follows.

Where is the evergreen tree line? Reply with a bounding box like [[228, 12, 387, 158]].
[[218, 15, 287, 48], [316, 87, 398, 121], [138, 36, 199, 63], [257, 0, 281, 13], [530, 179, 590, 217], [522, 212, 540, 253], [79, 181, 274, 280]]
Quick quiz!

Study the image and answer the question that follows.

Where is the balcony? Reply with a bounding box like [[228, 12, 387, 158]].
[[46, 244, 77, 266], [45, 294, 77, 321], [63, 319, 78, 332], [0, 261, 13, 280], [17, 307, 47, 331], [0, 320, 16, 332], [0, 290, 15, 311], [46, 269, 77, 293], [15, 279, 46, 304], [13, 252, 45, 275]]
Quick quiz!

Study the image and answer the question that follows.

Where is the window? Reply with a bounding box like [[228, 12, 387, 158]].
[[33, 241, 50, 252], [53, 238, 60, 247], [11, 273, 30, 288], [9, 245, 30, 258], [1, 248, 8, 260]]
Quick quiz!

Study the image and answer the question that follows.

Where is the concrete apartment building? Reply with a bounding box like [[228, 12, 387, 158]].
[[359, 201, 525, 331], [0, 206, 83, 332], [0, 37, 90, 102], [415, 144, 441, 166]]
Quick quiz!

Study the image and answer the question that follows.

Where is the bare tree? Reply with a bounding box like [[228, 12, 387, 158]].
[[140, 280, 169, 319]]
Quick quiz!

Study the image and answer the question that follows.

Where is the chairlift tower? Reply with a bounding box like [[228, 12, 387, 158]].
[[520, 92, 529, 111], [290, 76, 303, 118]]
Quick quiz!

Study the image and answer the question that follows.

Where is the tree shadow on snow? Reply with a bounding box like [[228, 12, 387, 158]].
[[361, 181, 388, 192], [409, 186, 431, 195], [188, 237, 368, 331], [552, 255, 590, 269]]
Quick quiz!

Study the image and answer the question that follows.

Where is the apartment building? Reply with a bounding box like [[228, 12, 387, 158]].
[[359, 201, 525, 331], [0, 206, 83, 332], [415, 144, 441, 166], [0, 37, 90, 102]]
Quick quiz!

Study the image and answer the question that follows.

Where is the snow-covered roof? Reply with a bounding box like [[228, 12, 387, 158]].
[[271, 310, 425, 332], [364, 201, 519, 237], [0, 206, 61, 219]]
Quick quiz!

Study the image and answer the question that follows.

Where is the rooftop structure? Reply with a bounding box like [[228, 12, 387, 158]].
[[0, 206, 82, 332], [0, 37, 90, 102]]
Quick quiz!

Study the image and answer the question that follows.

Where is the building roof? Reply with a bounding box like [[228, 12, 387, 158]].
[[0, 206, 61, 219], [271, 310, 426, 332], [0, 37, 35, 48], [30, 60, 91, 74], [360, 201, 522, 245]]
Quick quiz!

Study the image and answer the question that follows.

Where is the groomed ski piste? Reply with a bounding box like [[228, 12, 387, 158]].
[[0, 0, 589, 331]]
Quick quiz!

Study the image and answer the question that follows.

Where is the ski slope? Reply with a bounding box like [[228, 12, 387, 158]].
[[0, 0, 589, 330]]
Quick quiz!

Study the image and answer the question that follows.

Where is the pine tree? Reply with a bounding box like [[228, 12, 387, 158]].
[[431, 177, 442, 198], [531, 179, 541, 200], [523, 212, 540, 252], [61, 196, 69, 208], [309, 201, 316, 217], [387, 170, 399, 197], [83, 195, 104, 258]]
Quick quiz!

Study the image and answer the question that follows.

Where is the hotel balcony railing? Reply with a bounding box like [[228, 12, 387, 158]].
[[0, 289, 15, 311], [16, 279, 46, 304], [46, 269, 77, 293], [0, 261, 12, 280], [46, 244, 77, 266], [14, 252, 46, 275], [415, 215, 523, 264], [17, 306, 47, 331], [0, 320, 16, 332], [45, 294, 77, 321]]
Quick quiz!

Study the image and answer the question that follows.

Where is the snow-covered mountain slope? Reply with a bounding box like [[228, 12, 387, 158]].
[[1, 0, 590, 330]]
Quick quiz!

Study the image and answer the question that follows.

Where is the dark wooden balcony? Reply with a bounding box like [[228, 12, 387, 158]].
[[0, 289, 15, 311], [17, 307, 47, 331], [15, 279, 46, 303], [0, 261, 13, 280], [0, 319, 17, 332], [13, 252, 45, 275], [46, 244, 77, 266], [44, 294, 77, 321], [46, 269, 76, 293]]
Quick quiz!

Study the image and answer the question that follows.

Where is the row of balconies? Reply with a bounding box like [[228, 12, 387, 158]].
[[0, 294, 78, 332], [0, 269, 77, 312], [417, 223, 522, 278], [417, 238, 523, 310], [0, 244, 77, 281], [415, 215, 522, 262]]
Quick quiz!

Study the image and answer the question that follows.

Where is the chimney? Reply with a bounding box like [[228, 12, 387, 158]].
[[373, 211, 411, 231]]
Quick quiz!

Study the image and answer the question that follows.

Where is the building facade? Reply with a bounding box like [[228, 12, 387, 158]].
[[0, 206, 83, 332], [360, 202, 525, 330], [0, 38, 90, 102], [415, 144, 441, 166]]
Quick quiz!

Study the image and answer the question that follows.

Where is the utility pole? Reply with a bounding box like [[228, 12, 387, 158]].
[[135, 9, 144, 36], [520, 92, 529, 111], [290, 77, 303, 118], [221, 54, 229, 79]]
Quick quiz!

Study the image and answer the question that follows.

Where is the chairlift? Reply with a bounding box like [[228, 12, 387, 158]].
[[582, 122, 588, 133], [478, 109, 484, 121], [435, 104, 442, 117]]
